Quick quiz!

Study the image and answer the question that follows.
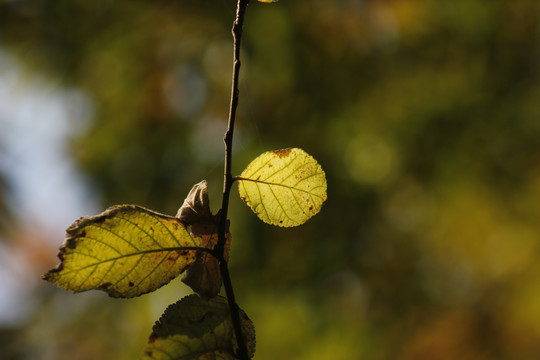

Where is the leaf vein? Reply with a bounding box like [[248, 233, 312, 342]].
[[56, 246, 203, 276], [239, 178, 325, 198], [75, 264, 97, 292], [290, 170, 325, 188], [112, 252, 146, 288], [267, 183, 294, 223], [259, 156, 296, 181], [116, 214, 164, 249], [78, 235, 123, 255], [89, 224, 140, 252], [265, 158, 309, 183], [290, 187, 308, 218], [132, 251, 170, 293], [243, 157, 273, 178], [256, 183, 271, 222]]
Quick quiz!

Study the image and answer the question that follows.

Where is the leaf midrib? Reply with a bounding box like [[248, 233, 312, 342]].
[[236, 176, 326, 198], [60, 245, 206, 275]]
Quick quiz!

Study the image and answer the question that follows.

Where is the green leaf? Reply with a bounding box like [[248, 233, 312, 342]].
[[237, 148, 327, 227], [142, 294, 256, 360], [43, 205, 203, 298]]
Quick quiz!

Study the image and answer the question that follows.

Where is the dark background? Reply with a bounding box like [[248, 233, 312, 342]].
[[1, 0, 540, 359]]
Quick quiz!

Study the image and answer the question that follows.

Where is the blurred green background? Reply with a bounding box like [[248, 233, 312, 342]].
[[1, 0, 540, 359]]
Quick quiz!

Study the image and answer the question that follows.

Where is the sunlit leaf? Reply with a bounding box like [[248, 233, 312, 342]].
[[257, 0, 279, 3], [43, 205, 203, 298], [237, 148, 327, 227], [176, 181, 232, 299], [142, 294, 256, 360]]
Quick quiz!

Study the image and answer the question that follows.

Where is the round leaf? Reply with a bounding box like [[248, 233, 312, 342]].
[[237, 148, 327, 227]]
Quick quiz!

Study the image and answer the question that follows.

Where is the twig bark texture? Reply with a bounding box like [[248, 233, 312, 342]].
[[214, 0, 251, 359]]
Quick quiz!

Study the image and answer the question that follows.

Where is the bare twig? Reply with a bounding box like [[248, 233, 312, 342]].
[[214, 0, 251, 359]]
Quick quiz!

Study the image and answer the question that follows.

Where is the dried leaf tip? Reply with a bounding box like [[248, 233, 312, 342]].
[[176, 180, 212, 225]]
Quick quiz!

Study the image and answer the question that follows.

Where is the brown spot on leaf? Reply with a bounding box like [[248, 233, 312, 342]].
[[129, 281, 134, 287], [178, 250, 194, 257], [273, 148, 291, 157], [65, 238, 77, 250], [92, 216, 107, 224], [309, 205, 313, 211], [148, 333, 158, 344]]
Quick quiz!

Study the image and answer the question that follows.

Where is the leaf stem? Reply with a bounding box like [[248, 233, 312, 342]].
[[215, 0, 251, 359]]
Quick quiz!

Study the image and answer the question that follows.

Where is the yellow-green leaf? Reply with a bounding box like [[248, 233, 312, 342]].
[[43, 205, 203, 298], [142, 294, 256, 360], [237, 148, 327, 227], [257, 0, 278, 3]]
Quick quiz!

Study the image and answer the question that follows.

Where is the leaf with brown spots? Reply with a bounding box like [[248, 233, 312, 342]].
[[142, 294, 256, 360], [43, 205, 204, 298], [237, 148, 327, 227]]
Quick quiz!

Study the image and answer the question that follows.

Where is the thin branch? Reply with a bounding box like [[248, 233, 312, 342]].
[[214, 0, 251, 359]]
